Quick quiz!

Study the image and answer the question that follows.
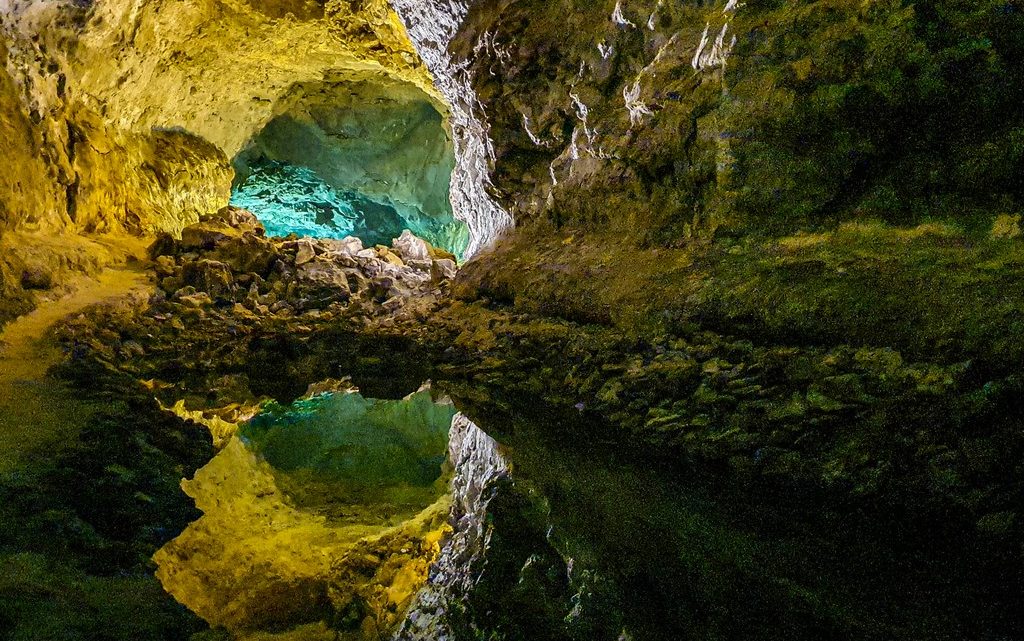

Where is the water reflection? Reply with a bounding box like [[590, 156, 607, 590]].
[[154, 387, 456, 635]]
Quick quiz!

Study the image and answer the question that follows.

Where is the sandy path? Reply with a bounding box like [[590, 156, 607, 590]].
[[0, 267, 152, 473]]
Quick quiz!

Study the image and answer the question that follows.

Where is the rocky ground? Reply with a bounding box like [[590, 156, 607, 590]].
[[45, 208, 1024, 641]]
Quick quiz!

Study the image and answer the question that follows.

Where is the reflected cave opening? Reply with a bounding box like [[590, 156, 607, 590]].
[[230, 76, 469, 258], [240, 387, 457, 520], [153, 384, 459, 632]]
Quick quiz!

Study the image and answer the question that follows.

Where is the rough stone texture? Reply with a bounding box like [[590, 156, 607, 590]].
[[395, 414, 514, 641], [0, 0, 474, 317], [234, 77, 462, 249], [0, 21, 232, 238], [68, 0, 439, 158], [390, 0, 514, 256], [454, 0, 1024, 241]]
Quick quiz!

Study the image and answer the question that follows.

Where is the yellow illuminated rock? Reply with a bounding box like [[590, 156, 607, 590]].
[[1, 0, 444, 296], [153, 389, 456, 638]]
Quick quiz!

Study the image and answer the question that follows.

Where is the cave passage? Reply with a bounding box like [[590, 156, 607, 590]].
[[230, 77, 470, 258]]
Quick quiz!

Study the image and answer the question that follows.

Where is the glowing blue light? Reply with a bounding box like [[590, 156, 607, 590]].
[[231, 159, 468, 257]]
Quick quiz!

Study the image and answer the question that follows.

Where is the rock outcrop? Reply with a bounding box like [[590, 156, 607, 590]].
[[149, 207, 456, 322], [454, 0, 1024, 240]]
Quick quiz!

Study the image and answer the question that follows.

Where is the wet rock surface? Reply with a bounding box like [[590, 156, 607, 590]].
[[3, 1, 1021, 638], [48, 211, 1024, 641], [0, 365, 214, 641], [454, 0, 1024, 240]]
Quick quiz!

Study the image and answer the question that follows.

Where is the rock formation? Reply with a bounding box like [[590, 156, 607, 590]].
[[2, 1, 1024, 641]]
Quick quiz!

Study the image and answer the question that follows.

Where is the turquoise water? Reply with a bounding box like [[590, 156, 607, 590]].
[[240, 389, 457, 514], [230, 159, 468, 257]]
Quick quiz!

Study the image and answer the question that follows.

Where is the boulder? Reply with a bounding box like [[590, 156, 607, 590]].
[[296, 258, 348, 288], [211, 234, 280, 277], [181, 259, 235, 297], [179, 220, 242, 252], [294, 258, 351, 309], [153, 255, 177, 278], [393, 229, 431, 263], [204, 206, 264, 234], [379, 249, 406, 267], [295, 239, 316, 265], [20, 266, 53, 290], [319, 236, 364, 255], [148, 232, 178, 259], [431, 259, 457, 283]]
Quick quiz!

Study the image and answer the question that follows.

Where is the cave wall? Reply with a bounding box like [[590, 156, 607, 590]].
[[234, 76, 460, 247], [453, 0, 1024, 243], [0, 0, 477, 313], [390, 0, 514, 256], [0, 3, 233, 238]]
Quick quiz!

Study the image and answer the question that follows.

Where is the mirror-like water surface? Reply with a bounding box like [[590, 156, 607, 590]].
[[154, 388, 457, 635]]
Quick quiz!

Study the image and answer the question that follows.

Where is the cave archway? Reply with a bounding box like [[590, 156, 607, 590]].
[[230, 75, 469, 257]]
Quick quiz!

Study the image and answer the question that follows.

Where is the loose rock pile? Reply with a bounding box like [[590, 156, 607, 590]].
[[149, 207, 458, 322]]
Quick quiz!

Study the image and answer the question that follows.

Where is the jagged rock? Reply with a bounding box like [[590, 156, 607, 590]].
[[379, 249, 406, 267], [207, 206, 263, 233], [381, 296, 405, 314], [181, 259, 234, 297], [154, 255, 177, 278], [148, 233, 178, 259], [294, 258, 351, 309], [20, 267, 53, 290], [431, 259, 457, 283], [297, 258, 348, 288], [176, 291, 213, 309], [179, 220, 242, 252], [427, 245, 457, 262], [294, 239, 316, 266], [319, 236, 364, 256], [393, 229, 431, 263], [210, 234, 280, 277]]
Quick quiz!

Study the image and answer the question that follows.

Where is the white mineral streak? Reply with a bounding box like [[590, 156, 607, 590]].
[[622, 29, 682, 128], [612, 1, 635, 28], [475, 28, 512, 71], [569, 91, 608, 156], [648, 0, 664, 30], [569, 90, 593, 158], [522, 113, 545, 146], [624, 78, 654, 125], [692, 1, 740, 72], [598, 40, 615, 59], [691, 22, 712, 70], [692, 22, 736, 70], [388, 0, 513, 257]]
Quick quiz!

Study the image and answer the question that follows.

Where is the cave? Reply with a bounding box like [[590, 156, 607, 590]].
[[2, 1, 1024, 640], [230, 77, 469, 256]]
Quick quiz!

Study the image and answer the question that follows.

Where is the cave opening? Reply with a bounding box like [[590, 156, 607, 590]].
[[230, 76, 469, 258]]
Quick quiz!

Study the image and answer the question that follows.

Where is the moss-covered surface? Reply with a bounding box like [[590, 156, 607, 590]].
[[458, 222, 1024, 366], [153, 394, 454, 636], [0, 364, 214, 640], [458, 0, 1024, 240]]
